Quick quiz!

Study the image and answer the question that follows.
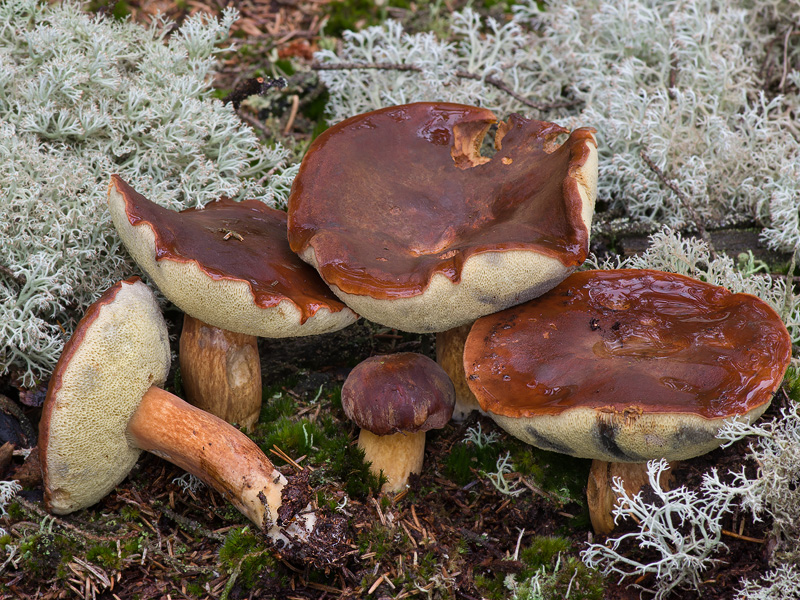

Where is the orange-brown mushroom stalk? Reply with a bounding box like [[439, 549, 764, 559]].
[[436, 323, 482, 421], [341, 353, 455, 492], [464, 269, 792, 534], [40, 278, 315, 544], [108, 176, 357, 430]]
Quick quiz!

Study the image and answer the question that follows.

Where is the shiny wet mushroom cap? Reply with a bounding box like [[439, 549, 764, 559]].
[[108, 176, 358, 429], [287, 102, 598, 333], [463, 268, 792, 534], [342, 353, 455, 492], [108, 175, 357, 339], [463, 269, 792, 463]]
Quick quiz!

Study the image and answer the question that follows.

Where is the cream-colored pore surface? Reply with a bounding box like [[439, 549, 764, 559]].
[[45, 280, 171, 514], [108, 185, 357, 338]]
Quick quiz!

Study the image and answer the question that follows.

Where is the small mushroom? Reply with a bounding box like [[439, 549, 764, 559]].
[[287, 102, 597, 420], [341, 353, 455, 492], [40, 278, 315, 544], [463, 269, 792, 534], [108, 176, 358, 430]]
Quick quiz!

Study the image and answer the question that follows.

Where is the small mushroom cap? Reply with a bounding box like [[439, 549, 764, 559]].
[[108, 176, 357, 338], [342, 353, 456, 435], [40, 278, 170, 514], [464, 269, 793, 462], [288, 102, 598, 333]]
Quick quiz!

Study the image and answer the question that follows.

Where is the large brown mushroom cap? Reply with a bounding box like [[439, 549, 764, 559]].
[[342, 353, 456, 436], [464, 269, 792, 462], [288, 102, 598, 333], [40, 278, 170, 514], [108, 176, 357, 338]]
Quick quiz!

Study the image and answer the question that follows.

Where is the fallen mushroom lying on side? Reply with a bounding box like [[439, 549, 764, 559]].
[[341, 353, 455, 492], [463, 269, 792, 534], [287, 102, 598, 421], [40, 277, 315, 544], [108, 176, 358, 430]]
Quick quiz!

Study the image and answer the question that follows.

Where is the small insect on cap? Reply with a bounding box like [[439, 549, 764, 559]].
[[287, 102, 599, 333], [464, 269, 793, 463], [107, 175, 357, 338]]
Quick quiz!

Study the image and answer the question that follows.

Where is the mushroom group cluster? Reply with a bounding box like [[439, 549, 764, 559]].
[[38, 100, 792, 560]]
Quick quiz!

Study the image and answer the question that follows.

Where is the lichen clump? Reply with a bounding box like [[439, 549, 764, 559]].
[[0, 0, 296, 386]]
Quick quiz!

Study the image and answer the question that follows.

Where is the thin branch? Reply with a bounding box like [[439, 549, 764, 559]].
[[311, 61, 581, 111], [779, 26, 794, 91], [639, 149, 715, 255]]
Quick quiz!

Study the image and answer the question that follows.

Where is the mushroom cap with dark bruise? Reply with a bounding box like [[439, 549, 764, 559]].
[[287, 102, 598, 333], [463, 269, 792, 462], [108, 176, 357, 338], [342, 353, 456, 436]]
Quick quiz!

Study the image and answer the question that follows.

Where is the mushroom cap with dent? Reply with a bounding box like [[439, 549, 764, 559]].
[[464, 269, 793, 463], [40, 277, 171, 514], [108, 175, 358, 338], [342, 353, 456, 436], [287, 102, 598, 333]]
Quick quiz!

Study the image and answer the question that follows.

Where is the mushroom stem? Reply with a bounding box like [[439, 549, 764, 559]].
[[127, 386, 314, 542], [179, 314, 262, 431], [436, 323, 481, 422], [586, 459, 675, 535], [357, 429, 426, 493]]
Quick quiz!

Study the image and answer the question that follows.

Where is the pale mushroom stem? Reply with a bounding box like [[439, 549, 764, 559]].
[[127, 386, 314, 541], [358, 429, 426, 493], [436, 323, 482, 422], [586, 459, 675, 535], [179, 314, 262, 431]]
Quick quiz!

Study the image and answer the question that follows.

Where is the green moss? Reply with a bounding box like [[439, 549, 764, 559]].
[[783, 366, 800, 404], [218, 527, 276, 589], [474, 536, 604, 600], [17, 532, 75, 580], [86, 541, 122, 570], [323, 0, 412, 37], [120, 505, 140, 522], [443, 439, 502, 486], [508, 440, 591, 507]]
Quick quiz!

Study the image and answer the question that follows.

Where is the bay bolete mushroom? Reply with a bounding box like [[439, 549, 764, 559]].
[[341, 353, 455, 492], [108, 176, 358, 429], [40, 277, 315, 544], [463, 269, 792, 534], [287, 102, 597, 420], [287, 102, 598, 334]]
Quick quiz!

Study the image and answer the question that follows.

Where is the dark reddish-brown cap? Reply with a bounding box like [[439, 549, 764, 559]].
[[464, 269, 793, 462], [287, 102, 598, 333], [342, 353, 456, 435], [108, 175, 357, 338]]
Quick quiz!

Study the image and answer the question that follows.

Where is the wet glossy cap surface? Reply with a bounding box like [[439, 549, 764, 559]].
[[342, 353, 456, 435], [465, 269, 792, 420], [111, 175, 350, 324], [287, 102, 597, 300]]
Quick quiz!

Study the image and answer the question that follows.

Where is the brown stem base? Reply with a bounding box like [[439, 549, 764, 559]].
[[436, 323, 481, 422], [179, 314, 262, 430], [586, 459, 676, 535], [127, 387, 314, 542]]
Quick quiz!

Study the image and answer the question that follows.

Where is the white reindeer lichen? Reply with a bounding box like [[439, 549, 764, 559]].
[[0, 0, 297, 387], [317, 0, 800, 253]]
